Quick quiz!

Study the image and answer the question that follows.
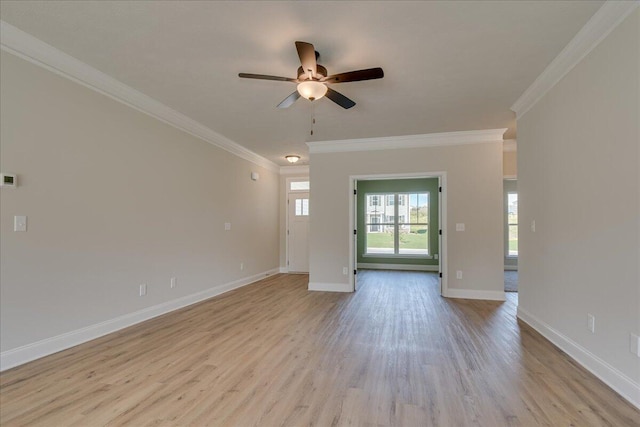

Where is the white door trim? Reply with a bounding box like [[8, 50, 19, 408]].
[[348, 172, 447, 295]]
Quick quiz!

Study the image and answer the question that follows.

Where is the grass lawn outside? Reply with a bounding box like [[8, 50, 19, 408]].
[[366, 232, 428, 250]]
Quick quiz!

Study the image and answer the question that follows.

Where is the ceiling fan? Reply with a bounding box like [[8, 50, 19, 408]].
[[239, 41, 384, 109]]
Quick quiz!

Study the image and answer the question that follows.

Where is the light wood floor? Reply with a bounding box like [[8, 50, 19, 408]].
[[1, 271, 638, 426]]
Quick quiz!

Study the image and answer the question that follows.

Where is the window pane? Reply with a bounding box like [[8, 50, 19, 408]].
[[400, 192, 429, 255], [508, 225, 518, 256], [366, 195, 381, 218], [366, 228, 395, 254], [290, 181, 309, 191], [295, 198, 309, 216], [507, 192, 517, 256], [507, 193, 518, 225], [407, 192, 428, 224], [399, 227, 428, 255], [418, 193, 429, 223]]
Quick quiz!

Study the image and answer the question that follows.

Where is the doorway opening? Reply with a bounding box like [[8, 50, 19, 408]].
[[350, 173, 447, 295]]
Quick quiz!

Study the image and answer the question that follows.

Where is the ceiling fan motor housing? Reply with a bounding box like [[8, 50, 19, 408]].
[[297, 65, 327, 81]]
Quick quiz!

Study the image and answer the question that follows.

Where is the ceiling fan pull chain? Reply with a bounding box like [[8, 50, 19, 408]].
[[310, 104, 316, 136]]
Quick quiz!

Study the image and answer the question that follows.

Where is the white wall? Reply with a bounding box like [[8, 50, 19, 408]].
[[309, 140, 504, 299], [503, 150, 517, 177], [517, 9, 639, 406], [0, 51, 279, 367]]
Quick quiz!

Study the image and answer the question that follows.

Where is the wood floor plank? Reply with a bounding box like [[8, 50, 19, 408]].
[[1, 270, 638, 426]]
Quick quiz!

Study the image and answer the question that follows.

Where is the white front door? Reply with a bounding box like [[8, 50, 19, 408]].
[[288, 192, 310, 273]]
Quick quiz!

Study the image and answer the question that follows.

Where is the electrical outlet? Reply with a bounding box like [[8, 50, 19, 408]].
[[456, 270, 463, 280], [342, 267, 348, 275], [240, 262, 244, 271], [456, 223, 465, 231], [587, 314, 595, 333], [139, 284, 147, 296], [224, 222, 231, 231], [170, 277, 177, 289], [630, 333, 640, 357], [531, 220, 536, 233]]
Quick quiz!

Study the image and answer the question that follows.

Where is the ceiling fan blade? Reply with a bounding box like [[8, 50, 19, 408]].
[[322, 67, 384, 84], [325, 87, 356, 109], [277, 91, 301, 108], [238, 73, 297, 82], [295, 41, 317, 79]]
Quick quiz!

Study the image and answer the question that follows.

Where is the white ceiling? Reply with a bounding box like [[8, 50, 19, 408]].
[[0, 1, 603, 165]]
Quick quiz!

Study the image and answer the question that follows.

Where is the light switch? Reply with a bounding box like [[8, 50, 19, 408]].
[[14, 216, 27, 232], [456, 223, 465, 231], [224, 222, 231, 231]]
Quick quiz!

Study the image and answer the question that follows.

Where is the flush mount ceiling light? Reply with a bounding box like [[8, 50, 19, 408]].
[[296, 80, 328, 101], [285, 155, 301, 163]]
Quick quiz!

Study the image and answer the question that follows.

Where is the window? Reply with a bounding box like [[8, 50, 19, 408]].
[[295, 198, 309, 216], [290, 181, 309, 191], [507, 193, 518, 256], [365, 192, 429, 256]]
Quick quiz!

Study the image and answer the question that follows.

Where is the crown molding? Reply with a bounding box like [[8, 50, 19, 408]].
[[307, 129, 507, 154], [511, 1, 639, 118], [0, 21, 279, 173], [279, 165, 310, 175], [503, 139, 517, 152]]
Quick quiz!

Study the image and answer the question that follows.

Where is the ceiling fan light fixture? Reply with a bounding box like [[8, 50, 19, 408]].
[[285, 155, 301, 163], [297, 81, 327, 101]]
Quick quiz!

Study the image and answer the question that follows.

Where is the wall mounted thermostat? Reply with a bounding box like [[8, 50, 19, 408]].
[[251, 172, 259, 181], [0, 173, 17, 188]]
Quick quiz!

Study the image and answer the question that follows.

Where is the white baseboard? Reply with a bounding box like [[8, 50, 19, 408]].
[[517, 307, 640, 409], [445, 288, 506, 301], [308, 282, 352, 292], [504, 265, 518, 271], [279, 267, 288, 273], [0, 268, 280, 372], [357, 263, 439, 272]]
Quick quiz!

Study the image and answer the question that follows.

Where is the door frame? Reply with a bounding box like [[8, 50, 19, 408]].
[[349, 172, 448, 295], [285, 176, 310, 273]]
